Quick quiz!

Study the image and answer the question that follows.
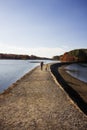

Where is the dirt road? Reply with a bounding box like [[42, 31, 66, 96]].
[[0, 66, 87, 130]]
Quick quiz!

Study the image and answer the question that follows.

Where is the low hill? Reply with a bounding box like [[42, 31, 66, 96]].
[[61, 49, 87, 62], [53, 49, 87, 62]]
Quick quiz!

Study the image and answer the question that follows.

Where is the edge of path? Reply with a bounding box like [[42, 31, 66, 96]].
[[50, 62, 87, 115], [0, 66, 39, 96]]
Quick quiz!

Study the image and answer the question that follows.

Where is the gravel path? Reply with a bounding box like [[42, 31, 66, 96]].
[[0, 66, 87, 130]]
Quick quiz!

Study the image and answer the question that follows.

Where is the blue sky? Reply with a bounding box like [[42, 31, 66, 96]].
[[0, 0, 87, 58]]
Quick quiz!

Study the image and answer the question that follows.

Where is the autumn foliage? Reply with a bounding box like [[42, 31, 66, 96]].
[[60, 49, 87, 62]]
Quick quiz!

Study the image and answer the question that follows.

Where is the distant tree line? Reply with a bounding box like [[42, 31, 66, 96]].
[[52, 56, 60, 60], [0, 53, 51, 60], [0, 53, 30, 60]]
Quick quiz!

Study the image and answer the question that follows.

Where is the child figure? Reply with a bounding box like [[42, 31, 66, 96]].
[[45, 64, 48, 71]]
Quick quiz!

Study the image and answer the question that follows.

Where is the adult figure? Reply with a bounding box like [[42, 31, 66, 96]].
[[40, 62, 44, 70]]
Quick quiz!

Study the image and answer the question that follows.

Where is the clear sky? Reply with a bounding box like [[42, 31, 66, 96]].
[[0, 0, 87, 58]]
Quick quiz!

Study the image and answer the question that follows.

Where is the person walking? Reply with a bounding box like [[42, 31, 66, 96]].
[[40, 62, 44, 70]]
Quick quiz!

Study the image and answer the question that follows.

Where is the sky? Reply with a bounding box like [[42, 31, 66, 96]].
[[0, 0, 87, 58]]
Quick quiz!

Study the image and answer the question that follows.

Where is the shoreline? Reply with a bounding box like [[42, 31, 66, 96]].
[[59, 64, 87, 103], [50, 62, 87, 115]]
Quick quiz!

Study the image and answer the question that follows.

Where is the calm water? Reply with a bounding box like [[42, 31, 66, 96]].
[[0, 59, 55, 93], [66, 63, 87, 83]]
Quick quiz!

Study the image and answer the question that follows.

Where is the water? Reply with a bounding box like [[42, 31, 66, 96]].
[[66, 63, 87, 83], [0, 59, 56, 93]]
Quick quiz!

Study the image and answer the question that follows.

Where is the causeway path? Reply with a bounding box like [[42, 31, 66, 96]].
[[0, 65, 87, 130]]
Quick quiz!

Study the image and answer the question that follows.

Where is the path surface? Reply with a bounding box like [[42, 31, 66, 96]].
[[0, 66, 87, 130]]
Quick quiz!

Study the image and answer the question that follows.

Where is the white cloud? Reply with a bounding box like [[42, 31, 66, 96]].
[[0, 43, 64, 58]]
